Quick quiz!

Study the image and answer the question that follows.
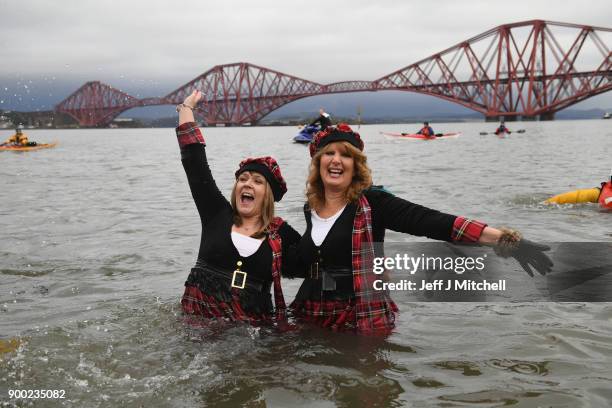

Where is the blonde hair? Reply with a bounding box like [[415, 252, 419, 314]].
[[230, 176, 275, 238], [306, 141, 372, 210]]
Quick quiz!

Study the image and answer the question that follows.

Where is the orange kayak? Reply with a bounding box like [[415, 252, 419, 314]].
[[0, 142, 58, 152]]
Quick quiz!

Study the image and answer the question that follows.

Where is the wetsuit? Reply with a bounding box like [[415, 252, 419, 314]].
[[176, 123, 301, 320], [309, 113, 332, 130]]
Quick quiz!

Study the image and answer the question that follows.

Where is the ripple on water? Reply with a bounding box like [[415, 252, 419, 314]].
[[1, 125, 611, 406], [486, 358, 550, 375], [432, 360, 482, 376], [0, 268, 53, 277], [438, 389, 584, 407]]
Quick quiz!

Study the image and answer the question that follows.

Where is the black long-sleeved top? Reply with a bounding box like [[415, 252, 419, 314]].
[[294, 187, 457, 300], [180, 143, 301, 283]]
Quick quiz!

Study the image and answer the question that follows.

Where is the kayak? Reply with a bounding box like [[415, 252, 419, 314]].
[[0, 142, 58, 152], [293, 125, 320, 144], [494, 130, 510, 138], [380, 132, 461, 140]]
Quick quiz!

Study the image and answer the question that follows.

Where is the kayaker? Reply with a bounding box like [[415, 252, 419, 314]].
[[309, 108, 332, 130], [290, 123, 552, 335], [599, 176, 612, 210], [545, 171, 612, 210], [495, 122, 510, 135], [3, 125, 35, 146], [416, 121, 435, 137], [176, 90, 301, 323]]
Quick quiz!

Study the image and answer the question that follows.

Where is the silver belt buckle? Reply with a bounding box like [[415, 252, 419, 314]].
[[231, 270, 247, 289], [310, 262, 319, 279], [322, 271, 337, 291]]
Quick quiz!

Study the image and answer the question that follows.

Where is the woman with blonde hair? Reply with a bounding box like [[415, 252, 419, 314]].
[[176, 90, 300, 322], [290, 123, 551, 334]]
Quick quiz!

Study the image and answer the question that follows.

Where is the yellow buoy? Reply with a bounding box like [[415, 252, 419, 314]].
[[544, 188, 600, 204]]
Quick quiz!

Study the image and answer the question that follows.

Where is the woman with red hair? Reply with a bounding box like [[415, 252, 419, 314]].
[[290, 124, 552, 334]]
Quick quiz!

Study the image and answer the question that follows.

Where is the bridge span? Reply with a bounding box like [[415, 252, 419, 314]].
[[56, 20, 612, 126]]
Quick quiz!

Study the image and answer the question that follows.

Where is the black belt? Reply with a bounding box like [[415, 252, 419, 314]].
[[193, 261, 271, 293], [308, 266, 353, 291]]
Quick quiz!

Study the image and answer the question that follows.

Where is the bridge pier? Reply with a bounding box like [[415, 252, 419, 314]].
[[540, 112, 555, 121], [485, 115, 518, 122], [486, 113, 555, 122], [521, 112, 555, 121]]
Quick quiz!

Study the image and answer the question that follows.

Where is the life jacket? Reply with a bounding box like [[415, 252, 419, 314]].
[[598, 181, 612, 210], [420, 127, 432, 136], [7, 133, 29, 145]]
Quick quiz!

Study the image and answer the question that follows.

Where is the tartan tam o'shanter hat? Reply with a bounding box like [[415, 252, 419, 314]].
[[235, 156, 287, 201], [309, 123, 364, 157]]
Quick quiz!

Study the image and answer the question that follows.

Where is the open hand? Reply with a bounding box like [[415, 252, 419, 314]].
[[184, 89, 203, 108], [511, 239, 553, 276], [492, 228, 553, 277]]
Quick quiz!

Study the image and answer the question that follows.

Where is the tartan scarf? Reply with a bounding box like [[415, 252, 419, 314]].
[[352, 194, 393, 332], [267, 217, 287, 320]]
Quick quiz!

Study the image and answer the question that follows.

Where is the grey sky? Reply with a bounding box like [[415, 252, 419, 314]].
[[1, 0, 611, 110]]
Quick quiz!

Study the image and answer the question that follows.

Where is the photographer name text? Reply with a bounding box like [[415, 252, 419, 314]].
[[374, 279, 506, 291]]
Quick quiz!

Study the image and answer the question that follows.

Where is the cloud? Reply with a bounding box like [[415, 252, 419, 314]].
[[1, 0, 610, 110]]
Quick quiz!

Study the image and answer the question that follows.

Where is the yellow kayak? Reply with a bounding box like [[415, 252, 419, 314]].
[[544, 188, 600, 204], [0, 142, 58, 152]]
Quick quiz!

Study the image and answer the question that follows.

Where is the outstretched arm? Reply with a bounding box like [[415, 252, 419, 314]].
[[369, 189, 552, 276]]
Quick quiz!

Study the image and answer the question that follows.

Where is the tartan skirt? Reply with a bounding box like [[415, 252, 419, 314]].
[[289, 297, 398, 334], [181, 267, 274, 322]]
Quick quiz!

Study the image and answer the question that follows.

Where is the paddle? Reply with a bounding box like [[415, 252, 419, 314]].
[[480, 129, 526, 135], [400, 132, 439, 137]]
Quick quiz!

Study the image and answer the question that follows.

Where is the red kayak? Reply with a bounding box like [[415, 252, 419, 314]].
[[494, 130, 510, 138], [380, 132, 461, 140]]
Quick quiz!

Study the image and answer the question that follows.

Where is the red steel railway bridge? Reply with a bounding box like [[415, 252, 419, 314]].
[[56, 20, 612, 126]]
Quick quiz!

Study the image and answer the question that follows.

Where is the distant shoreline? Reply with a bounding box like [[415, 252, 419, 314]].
[[0, 117, 610, 131], [1, 109, 610, 130]]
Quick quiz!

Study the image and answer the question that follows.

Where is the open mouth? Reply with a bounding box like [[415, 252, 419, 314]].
[[328, 168, 344, 178], [240, 191, 255, 204]]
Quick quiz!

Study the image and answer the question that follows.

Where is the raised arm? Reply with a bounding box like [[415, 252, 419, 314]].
[[176, 91, 230, 226]]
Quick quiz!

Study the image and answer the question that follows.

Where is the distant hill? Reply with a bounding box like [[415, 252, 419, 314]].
[[132, 92, 611, 125], [555, 108, 610, 119], [137, 106, 610, 128]]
